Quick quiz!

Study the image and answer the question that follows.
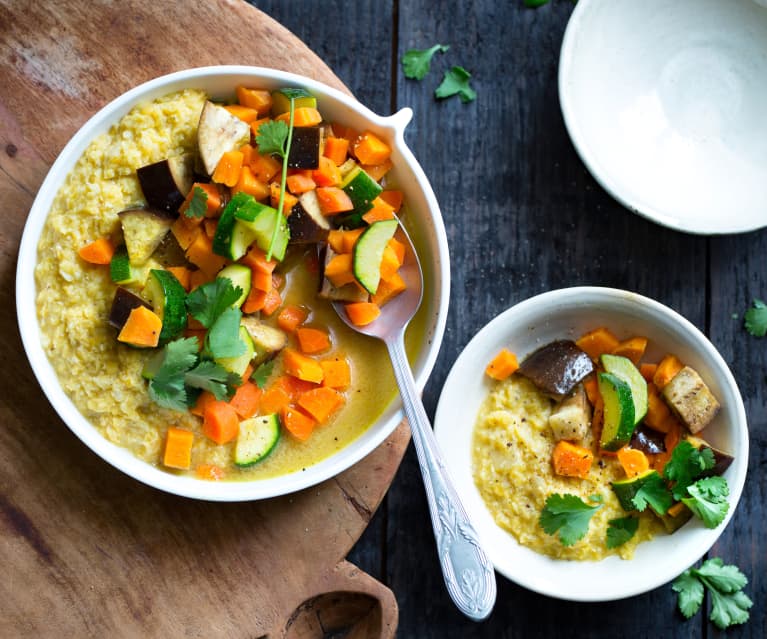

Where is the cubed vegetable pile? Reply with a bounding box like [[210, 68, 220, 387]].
[[77, 86, 411, 478], [486, 326, 734, 547]]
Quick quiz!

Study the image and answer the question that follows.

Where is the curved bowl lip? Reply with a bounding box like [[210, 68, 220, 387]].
[[16, 65, 450, 502], [433, 286, 748, 601], [558, 0, 767, 236]]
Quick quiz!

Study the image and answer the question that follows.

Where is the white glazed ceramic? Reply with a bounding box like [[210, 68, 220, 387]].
[[559, 0, 767, 234], [16, 66, 450, 501], [433, 288, 748, 601]]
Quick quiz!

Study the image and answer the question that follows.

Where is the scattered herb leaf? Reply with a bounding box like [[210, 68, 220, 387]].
[[744, 298, 767, 337], [251, 360, 275, 389], [588, 494, 604, 503], [435, 66, 477, 103], [147, 338, 200, 410], [630, 472, 673, 516], [205, 307, 246, 359], [539, 493, 601, 546], [681, 476, 729, 529], [186, 278, 243, 329], [673, 558, 752, 630], [402, 44, 450, 80], [606, 516, 638, 549], [184, 185, 208, 219], [524, 0, 550, 6], [663, 440, 716, 500], [184, 360, 241, 400], [255, 119, 289, 157]]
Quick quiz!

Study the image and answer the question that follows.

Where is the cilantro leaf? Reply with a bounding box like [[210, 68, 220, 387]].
[[186, 278, 243, 329], [695, 557, 747, 593], [606, 516, 639, 549], [672, 570, 705, 618], [744, 298, 767, 337], [588, 494, 604, 503], [673, 558, 752, 630], [708, 589, 753, 629], [251, 360, 274, 389], [524, 0, 550, 6], [539, 493, 601, 546], [256, 119, 289, 158], [147, 338, 199, 410], [184, 360, 241, 400], [184, 185, 208, 219], [435, 66, 477, 103], [682, 476, 729, 528], [663, 440, 716, 500], [630, 472, 673, 516], [401, 44, 449, 80], [205, 307, 246, 359]]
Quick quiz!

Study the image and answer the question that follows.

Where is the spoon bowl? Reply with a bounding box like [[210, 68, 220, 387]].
[[329, 221, 497, 621]]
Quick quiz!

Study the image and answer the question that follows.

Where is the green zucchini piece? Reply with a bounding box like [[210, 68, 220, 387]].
[[217, 264, 252, 308], [353, 219, 399, 294], [341, 166, 383, 215], [598, 371, 636, 451], [216, 325, 255, 376], [235, 413, 281, 467], [600, 354, 648, 425], [109, 246, 135, 284], [234, 201, 290, 262], [271, 88, 316, 115], [212, 192, 253, 259], [142, 269, 187, 342]]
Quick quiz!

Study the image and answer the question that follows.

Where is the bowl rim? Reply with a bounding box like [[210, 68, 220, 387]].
[[16, 65, 450, 501], [433, 286, 748, 601], [558, 0, 767, 235]]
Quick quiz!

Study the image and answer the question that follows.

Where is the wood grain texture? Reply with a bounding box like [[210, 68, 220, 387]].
[[0, 1, 406, 637], [258, 1, 766, 637]]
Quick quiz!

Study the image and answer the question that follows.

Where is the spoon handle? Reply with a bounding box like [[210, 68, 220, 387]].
[[386, 331, 496, 621]]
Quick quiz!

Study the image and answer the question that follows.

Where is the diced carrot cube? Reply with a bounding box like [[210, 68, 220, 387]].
[[312, 156, 343, 187], [212, 150, 244, 188], [224, 104, 260, 123], [372, 273, 406, 306], [191, 390, 218, 417], [552, 440, 593, 479], [262, 287, 282, 316], [323, 136, 350, 166], [195, 464, 225, 481], [233, 164, 270, 200], [282, 348, 324, 383], [361, 160, 392, 182], [241, 246, 277, 274], [228, 381, 262, 420], [485, 348, 519, 380], [163, 428, 194, 470], [250, 152, 282, 183], [172, 217, 202, 250], [236, 86, 272, 115], [117, 306, 162, 347], [242, 287, 267, 314], [286, 173, 317, 194], [297, 387, 345, 424], [653, 355, 684, 389], [185, 231, 226, 278], [296, 327, 331, 354], [277, 305, 309, 333], [362, 196, 396, 224], [345, 302, 380, 326], [275, 107, 323, 127], [379, 190, 403, 212], [320, 358, 351, 389], [281, 406, 317, 441], [202, 400, 239, 444], [270, 183, 299, 215], [352, 131, 391, 165], [260, 381, 292, 414], [379, 245, 401, 281], [611, 337, 648, 365], [316, 187, 354, 215], [324, 253, 356, 287], [78, 237, 115, 265], [576, 327, 620, 361], [166, 266, 192, 291]]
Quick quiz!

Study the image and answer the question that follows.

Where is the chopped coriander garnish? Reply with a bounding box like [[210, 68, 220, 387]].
[[663, 440, 716, 500], [539, 493, 601, 546], [205, 306, 246, 359], [401, 44, 450, 80], [184, 359, 241, 400], [744, 298, 767, 337], [255, 94, 297, 261], [682, 476, 729, 529], [629, 472, 673, 516], [605, 516, 638, 549], [148, 338, 199, 410], [184, 185, 208, 219], [673, 558, 752, 630], [251, 360, 275, 389], [524, 0, 551, 6], [435, 66, 477, 103], [186, 278, 243, 329]]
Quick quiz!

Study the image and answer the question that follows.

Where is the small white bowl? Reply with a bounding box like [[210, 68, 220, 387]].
[[16, 66, 450, 501], [559, 0, 767, 234], [433, 287, 748, 601]]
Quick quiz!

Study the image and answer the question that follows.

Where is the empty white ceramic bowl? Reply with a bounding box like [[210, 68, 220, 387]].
[[433, 287, 748, 601], [16, 66, 449, 501], [559, 0, 767, 234]]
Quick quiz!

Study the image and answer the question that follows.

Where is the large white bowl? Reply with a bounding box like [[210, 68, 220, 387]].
[[16, 66, 450, 501], [559, 0, 767, 234], [433, 287, 748, 601]]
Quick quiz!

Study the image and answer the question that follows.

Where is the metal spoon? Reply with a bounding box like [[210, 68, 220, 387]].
[[328, 223, 497, 621]]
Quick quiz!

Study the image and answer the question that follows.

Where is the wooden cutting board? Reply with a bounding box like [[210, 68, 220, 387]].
[[0, 1, 408, 636]]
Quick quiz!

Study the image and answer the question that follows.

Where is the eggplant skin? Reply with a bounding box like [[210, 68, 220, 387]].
[[630, 423, 666, 455], [109, 287, 151, 330], [137, 155, 194, 213], [287, 127, 322, 169], [518, 340, 594, 398]]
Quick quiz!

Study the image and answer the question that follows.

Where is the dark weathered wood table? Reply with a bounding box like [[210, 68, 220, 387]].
[[256, 1, 766, 637]]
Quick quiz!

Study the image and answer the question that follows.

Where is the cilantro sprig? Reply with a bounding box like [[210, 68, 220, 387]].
[[673, 558, 752, 630], [186, 278, 243, 329], [251, 360, 274, 389], [435, 66, 477, 103], [629, 472, 673, 516], [606, 516, 638, 549], [147, 338, 240, 411], [402, 44, 449, 80], [255, 95, 296, 261], [184, 186, 208, 219], [539, 493, 601, 546], [663, 441, 729, 528], [744, 298, 767, 337]]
